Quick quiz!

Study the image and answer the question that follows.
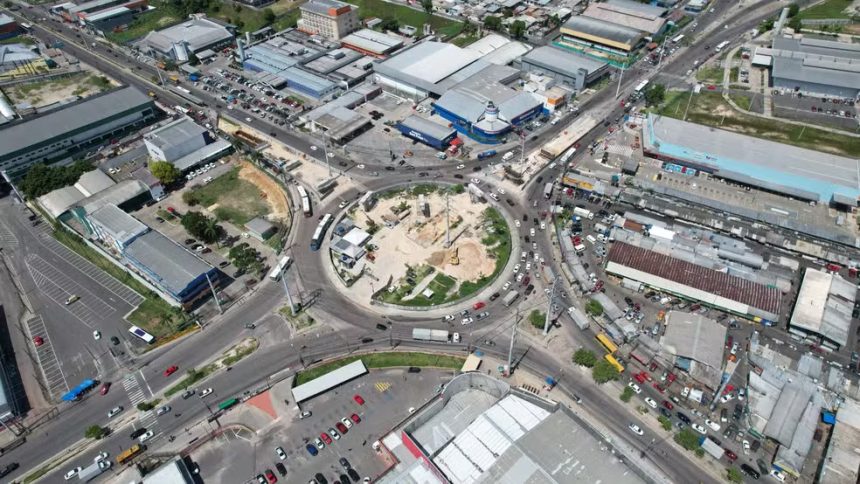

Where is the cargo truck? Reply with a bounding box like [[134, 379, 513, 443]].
[[78, 461, 111, 481], [573, 207, 593, 220], [477, 150, 497, 160], [543, 182, 554, 199], [503, 290, 519, 307], [412, 328, 450, 343]]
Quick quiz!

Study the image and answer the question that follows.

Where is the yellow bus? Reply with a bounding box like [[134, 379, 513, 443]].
[[596, 333, 617, 354], [117, 444, 144, 465], [604, 354, 625, 373]]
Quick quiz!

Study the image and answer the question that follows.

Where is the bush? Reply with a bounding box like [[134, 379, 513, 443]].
[[585, 299, 603, 317], [658, 415, 672, 431], [182, 191, 201, 206], [85, 425, 107, 440], [528, 310, 545, 329], [674, 428, 701, 451], [591, 360, 619, 384], [573, 348, 597, 368], [136, 400, 158, 411], [726, 467, 743, 483], [620, 386, 634, 402]]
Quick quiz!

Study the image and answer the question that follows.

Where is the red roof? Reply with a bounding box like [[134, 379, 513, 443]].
[[607, 242, 781, 314]]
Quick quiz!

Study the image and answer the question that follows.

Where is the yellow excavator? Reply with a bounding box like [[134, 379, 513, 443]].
[[449, 247, 459, 265]]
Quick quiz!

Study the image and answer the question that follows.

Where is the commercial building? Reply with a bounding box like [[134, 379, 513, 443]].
[[606, 241, 782, 321], [298, 0, 360, 40], [558, 15, 646, 57], [519, 46, 609, 91], [819, 398, 860, 484], [373, 41, 488, 99], [244, 217, 276, 241], [433, 64, 543, 143], [642, 114, 860, 205], [85, 203, 148, 252], [141, 457, 197, 484], [395, 115, 457, 149], [82, 6, 136, 35], [61, 0, 146, 22], [0, 13, 21, 40], [143, 117, 231, 171], [340, 28, 403, 57], [139, 15, 234, 62], [0, 87, 157, 179], [378, 373, 645, 484], [302, 84, 377, 142], [660, 311, 726, 389], [766, 36, 860, 99], [0, 43, 42, 75], [685, 0, 708, 12], [581, 0, 667, 36], [464, 33, 532, 66], [789, 268, 854, 350]]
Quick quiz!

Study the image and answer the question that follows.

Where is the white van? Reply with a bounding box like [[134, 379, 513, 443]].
[[502, 151, 514, 161], [586, 235, 597, 245], [597, 234, 608, 243], [452, 332, 461, 343]]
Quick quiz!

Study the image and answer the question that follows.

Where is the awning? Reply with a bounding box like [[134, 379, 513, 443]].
[[461, 354, 482, 372]]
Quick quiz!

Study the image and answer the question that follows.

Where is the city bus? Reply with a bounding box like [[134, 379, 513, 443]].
[[268, 256, 292, 281], [218, 398, 239, 411], [671, 34, 685, 44], [715, 41, 730, 52], [596, 333, 618, 354], [117, 444, 144, 465], [297, 185, 312, 217], [169, 86, 204, 107], [604, 354, 625, 373], [634, 80, 650, 94], [309, 213, 333, 251]]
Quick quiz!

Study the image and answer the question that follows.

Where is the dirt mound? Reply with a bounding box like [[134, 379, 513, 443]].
[[238, 162, 291, 222]]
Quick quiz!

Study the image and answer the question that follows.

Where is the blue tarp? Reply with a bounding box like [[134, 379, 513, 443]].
[[62, 379, 95, 401], [822, 411, 836, 424]]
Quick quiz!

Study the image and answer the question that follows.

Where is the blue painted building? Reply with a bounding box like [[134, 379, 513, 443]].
[[395, 115, 457, 149]]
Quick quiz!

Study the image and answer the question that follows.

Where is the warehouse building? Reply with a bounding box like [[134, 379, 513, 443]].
[[297, 0, 360, 40], [372, 41, 488, 99], [62, 0, 147, 22], [464, 33, 532, 66], [340, 28, 403, 58], [302, 47, 362, 75], [143, 116, 232, 171], [766, 36, 860, 99], [139, 15, 234, 61], [396, 115, 457, 149], [0, 13, 21, 40], [581, 0, 667, 36], [0, 87, 157, 179], [85, 203, 148, 252], [557, 15, 646, 58], [660, 311, 726, 390], [642, 114, 860, 205], [789, 268, 854, 350], [606, 241, 781, 321], [819, 398, 860, 484], [519, 46, 609, 91], [242, 36, 324, 74], [82, 6, 136, 35], [0, 43, 42, 75]]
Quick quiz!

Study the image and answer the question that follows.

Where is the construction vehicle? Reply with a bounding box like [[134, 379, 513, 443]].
[[449, 247, 459, 265]]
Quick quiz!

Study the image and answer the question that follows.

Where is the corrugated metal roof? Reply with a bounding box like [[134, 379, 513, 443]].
[[84, 6, 130, 22], [141, 16, 233, 53], [607, 242, 781, 314], [74, 169, 116, 197], [561, 15, 644, 46], [291, 360, 368, 402], [522, 45, 608, 77], [88, 204, 148, 243], [764, 384, 812, 445], [144, 117, 205, 153], [37, 186, 86, 218], [340, 29, 403, 55], [80, 179, 149, 214], [398, 115, 456, 140], [123, 230, 213, 297], [662, 311, 726, 374], [376, 41, 482, 85]]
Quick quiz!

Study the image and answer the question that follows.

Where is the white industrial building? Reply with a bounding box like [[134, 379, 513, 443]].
[[143, 117, 232, 171], [789, 268, 854, 350], [138, 14, 234, 61]]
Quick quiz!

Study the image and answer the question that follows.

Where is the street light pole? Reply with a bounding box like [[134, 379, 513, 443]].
[[205, 272, 223, 315], [281, 265, 297, 316]]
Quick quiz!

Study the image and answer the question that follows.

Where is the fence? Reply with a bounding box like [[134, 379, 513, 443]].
[[800, 18, 852, 26]]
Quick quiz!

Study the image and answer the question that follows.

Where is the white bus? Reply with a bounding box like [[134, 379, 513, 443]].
[[297, 186, 311, 217], [715, 41, 730, 52], [671, 34, 684, 44], [268, 256, 293, 281], [634, 80, 650, 93], [128, 325, 155, 344]]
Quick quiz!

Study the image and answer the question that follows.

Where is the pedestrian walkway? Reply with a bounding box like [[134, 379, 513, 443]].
[[122, 374, 159, 435]]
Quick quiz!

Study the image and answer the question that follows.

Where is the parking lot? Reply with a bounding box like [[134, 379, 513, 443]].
[[772, 91, 859, 131], [192, 368, 452, 483]]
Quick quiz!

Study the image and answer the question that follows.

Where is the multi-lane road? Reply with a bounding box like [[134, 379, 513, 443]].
[[0, 0, 801, 481]]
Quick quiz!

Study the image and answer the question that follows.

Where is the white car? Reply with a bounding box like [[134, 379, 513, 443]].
[[497, 188, 506, 195], [738, 388, 745, 401], [515, 220, 521, 228], [156, 405, 171, 416], [461, 317, 473, 325], [742, 439, 751, 454], [329, 428, 340, 440], [502, 281, 512, 291], [705, 419, 721, 432], [443, 315, 455, 322], [276, 447, 287, 460], [200, 388, 213, 398], [93, 330, 101, 340], [627, 382, 641, 394], [456, 164, 465, 170], [530, 228, 536, 237], [341, 417, 354, 429], [513, 264, 520, 274], [628, 423, 644, 436], [516, 273, 524, 283], [245, 117, 252, 123], [691, 423, 707, 435], [107, 406, 123, 418], [310, 145, 318, 151], [525, 262, 531, 271], [769, 470, 786, 482], [470, 178, 480, 185], [681, 387, 690, 398], [644, 397, 657, 409], [138, 430, 154, 443], [314, 437, 325, 449], [532, 242, 538, 251], [64, 467, 83, 480], [720, 393, 734, 403], [357, 164, 365, 169], [540, 222, 546, 230], [94, 452, 109, 462], [338, 200, 348, 209]]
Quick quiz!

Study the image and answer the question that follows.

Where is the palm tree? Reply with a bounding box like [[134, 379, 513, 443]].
[[201, 218, 222, 245]]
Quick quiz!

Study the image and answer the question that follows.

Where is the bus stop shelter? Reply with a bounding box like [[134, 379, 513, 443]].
[[292, 360, 368, 403]]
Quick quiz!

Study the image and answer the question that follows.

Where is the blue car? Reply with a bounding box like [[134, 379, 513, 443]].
[[306, 444, 318, 456]]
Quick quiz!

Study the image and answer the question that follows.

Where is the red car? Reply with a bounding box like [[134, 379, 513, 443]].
[[472, 301, 485, 311], [33, 336, 44, 347], [572, 236, 582, 245], [336, 422, 348, 434], [100, 382, 111, 395], [350, 413, 361, 424], [353, 394, 365, 405], [320, 432, 333, 445], [652, 383, 665, 393], [264, 469, 277, 484], [707, 84, 716, 90], [662, 400, 673, 410], [649, 362, 658, 372], [163, 365, 179, 377], [666, 373, 677, 383], [723, 449, 737, 462], [725, 336, 733, 349], [634, 372, 647, 384]]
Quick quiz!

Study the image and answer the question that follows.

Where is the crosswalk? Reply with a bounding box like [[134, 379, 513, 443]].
[[605, 144, 634, 158], [122, 374, 158, 431], [0, 220, 18, 248], [374, 381, 391, 393]]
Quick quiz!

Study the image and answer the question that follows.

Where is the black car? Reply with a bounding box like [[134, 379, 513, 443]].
[[360, 337, 373, 343], [347, 469, 360, 481], [376, 323, 388, 331], [676, 412, 691, 424], [740, 463, 760, 479], [110, 336, 120, 346], [733, 403, 743, 420], [407, 367, 421, 373], [275, 462, 287, 476], [385, 166, 395, 171], [130, 427, 148, 439], [315, 473, 328, 484], [0, 463, 19, 478], [340, 457, 351, 469], [340, 474, 351, 484], [489, 292, 500, 301], [453, 174, 464, 179]]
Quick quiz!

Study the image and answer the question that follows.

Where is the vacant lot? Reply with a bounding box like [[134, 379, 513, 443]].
[[657, 91, 860, 158], [346, 0, 463, 38], [797, 0, 854, 19], [186, 164, 272, 226], [5, 72, 114, 107]]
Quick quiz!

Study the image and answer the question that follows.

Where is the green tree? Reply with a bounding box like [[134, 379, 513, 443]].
[[182, 191, 201, 206], [573, 348, 597, 368], [450, 184, 465, 194], [263, 7, 275, 24], [548, 13, 561, 28], [181, 211, 222, 243], [658, 415, 672, 431], [528, 310, 545, 329], [149, 161, 181, 185], [229, 243, 262, 273], [421, 0, 433, 14], [187, 51, 200, 65], [620, 386, 634, 402], [136, 400, 159, 411], [674, 428, 701, 451], [787, 3, 799, 17], [234, 3, 243, 12], [200, 217, 224, 245], [644, 83, 666, 106], [85, 425, 108, 440], [591, 360, 619, 384], [787, 16, 802, 31], [20, 160, 94, 199], [726, 467, 743, 483], [379, 16, 399, 32], [483, 15, 502, 31], [509, 19, 526, 39], [163, 59, 177, 71], [585, 299, 603, 317]]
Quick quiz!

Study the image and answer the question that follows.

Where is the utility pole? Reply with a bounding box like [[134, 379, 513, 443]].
[[518, 129, 526, 164], [281, 265, 297, 316], [615, 64, 626, 99], [445, 193, 450, 247], [507, 306, 520, 375], [543, 277, 560, 335], [205, 272, 223, 315], [323, 134, 331, 176]]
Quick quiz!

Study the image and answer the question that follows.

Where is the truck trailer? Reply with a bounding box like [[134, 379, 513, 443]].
[[412, 328, 450, 343], [78, 461, 111, 482], [503, 290, 519, 307]]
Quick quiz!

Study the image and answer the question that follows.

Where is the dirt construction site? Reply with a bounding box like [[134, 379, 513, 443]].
[[341, 189, 499, 305], [237, 160, 291, 222]]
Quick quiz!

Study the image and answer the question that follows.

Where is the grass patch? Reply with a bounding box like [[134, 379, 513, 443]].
[[22, 465, 51, 484], [0, 36, 36, 45], [656, 90, 860, 157], [797, 0, 854, 19], [345, 0, 463, 38], [695, 66, 722, 83], [295, 352, 465, 385], [729, 92, 752, 111], [107, 6, 181, 44], [528, 310, 545, 329], [451, 33, 480, 47], [221, 339, 258, 366], [165, 364, 217, 397], [186, 166, 270, 226], [52, 228, 183, 337], [729, 66, 739, 82]]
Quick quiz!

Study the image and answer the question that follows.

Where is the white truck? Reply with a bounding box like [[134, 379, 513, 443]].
[[78, 461, 111, 482], [503, 290, 519, 307], [573, 207, 594, 220], [412, 328, 451, 343]]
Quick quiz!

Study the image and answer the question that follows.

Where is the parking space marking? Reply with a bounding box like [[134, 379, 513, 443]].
[[35, 233, 144, 307], [0, 220, 18, 248], [26, 316, 69, 400], [27, 254, 118, 326]]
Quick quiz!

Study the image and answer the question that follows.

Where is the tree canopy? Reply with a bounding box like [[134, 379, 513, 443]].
[[483, 15, 502, 31], [644, 83, 666, 106], [591, 360, 619, 384], [20, 160, 93, 199], [181, 211, 224, 244], [573, 348, 597, 368], [509, 20, 526, 39], [149, 161, 181, 185], [228, 243, 263, 274]]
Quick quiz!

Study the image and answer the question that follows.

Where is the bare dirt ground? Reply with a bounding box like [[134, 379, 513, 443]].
[[237, 161, 291, 222], [4, 67, 117, 108]]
